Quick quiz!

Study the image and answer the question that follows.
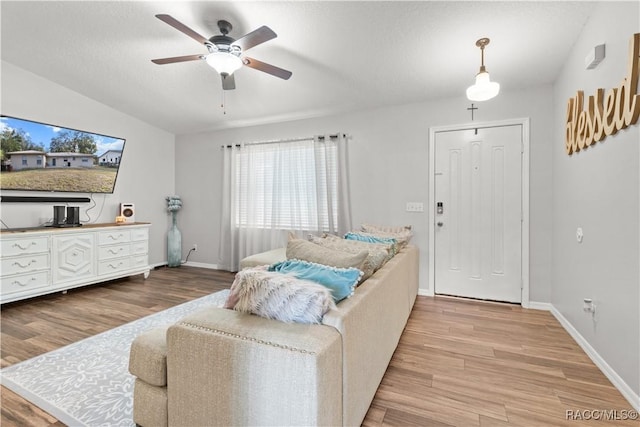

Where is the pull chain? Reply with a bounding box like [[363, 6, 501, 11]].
[[221, 90, 226, 115]]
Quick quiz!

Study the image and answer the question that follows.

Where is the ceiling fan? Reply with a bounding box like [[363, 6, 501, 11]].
[[151, 14, 292, 90]]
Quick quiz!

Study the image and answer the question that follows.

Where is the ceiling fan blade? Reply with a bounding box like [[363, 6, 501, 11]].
[[151, 54, 203, 65], [233, 26, 277, 51], [156, 14, 208, 45], [243, 56, 292, 80], [221, 73, 236, 90]]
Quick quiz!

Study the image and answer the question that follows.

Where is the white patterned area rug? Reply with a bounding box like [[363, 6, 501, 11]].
[[1, 289, 230, 427]]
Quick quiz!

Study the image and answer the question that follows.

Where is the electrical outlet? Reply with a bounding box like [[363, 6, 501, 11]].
[[583, 298, 596, 315], [193, 244, 198, 252]]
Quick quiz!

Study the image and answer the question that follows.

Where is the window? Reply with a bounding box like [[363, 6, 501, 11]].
[[220, 134, 351, 271], [234, 139, 338, 231], [22, 156, 27, 166], [36, 158, 42, 166], [82, 158, 89, 163]]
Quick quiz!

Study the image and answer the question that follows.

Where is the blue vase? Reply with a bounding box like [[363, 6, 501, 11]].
[[167, 211, 182, 267]]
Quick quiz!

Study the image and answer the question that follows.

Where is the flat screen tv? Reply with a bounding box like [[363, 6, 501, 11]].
[[0, 115, 126, 194]]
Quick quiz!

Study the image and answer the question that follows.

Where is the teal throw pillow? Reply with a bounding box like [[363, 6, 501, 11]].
[[344, 232, 398, 256], [269, 259, 362, 302]]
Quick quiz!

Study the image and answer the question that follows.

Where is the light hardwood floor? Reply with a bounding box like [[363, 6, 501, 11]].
[[1, 267, 636, 426]]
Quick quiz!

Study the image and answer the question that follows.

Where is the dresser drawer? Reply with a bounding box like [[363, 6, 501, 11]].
[[1, 271, 49, 295], [131, 254, 149, 269], [1, 236, 49, 257], [2, 254, 49, 276], [98, 258, 131, 276], [131, 241, 148, 256], [131, 228, 149, 241], [98, 230, 130, 246], [98, 244, 131, 261]]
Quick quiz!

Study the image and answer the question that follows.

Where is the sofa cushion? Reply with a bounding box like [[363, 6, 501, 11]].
[[286, 238, 368, 269], [227, 268, 336, 324], [133, 378, 168, 427], [270, 259, 363, 302], [239, 247, 287, 269], [129, 326, 169, 387]]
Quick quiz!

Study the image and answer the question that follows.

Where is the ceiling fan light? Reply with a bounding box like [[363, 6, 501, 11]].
[[466, 71, 500, 101], [206, 52, 243, 75]]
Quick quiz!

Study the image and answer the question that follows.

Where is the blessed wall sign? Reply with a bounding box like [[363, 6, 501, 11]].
[[565, 33, 640, 155]]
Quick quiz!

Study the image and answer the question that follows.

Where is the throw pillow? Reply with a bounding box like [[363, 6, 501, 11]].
[[358, 226, 413, 249], [269, 259, 363, 302], [361, 223, 412, 233], [321, 233, 395, 263], [225, 268, 336, 324], [344, 232, 399, 257], [308, 234, 389, 280], [286, 238, 368, 270]]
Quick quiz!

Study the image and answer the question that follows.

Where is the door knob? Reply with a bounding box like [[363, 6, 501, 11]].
[[437, 222, 444, 227]]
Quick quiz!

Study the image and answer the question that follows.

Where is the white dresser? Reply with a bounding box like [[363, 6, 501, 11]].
[[1, 223, 151, 304]]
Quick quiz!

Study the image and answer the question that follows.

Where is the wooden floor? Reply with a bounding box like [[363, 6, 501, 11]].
[[1, 267, 636, 426], [362, 296, 637, 427], [1, 266, 235, 427]]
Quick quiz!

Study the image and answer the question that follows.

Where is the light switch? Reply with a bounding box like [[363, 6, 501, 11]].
[[576, 227, 584, 243], [406, 202, 424, 212]]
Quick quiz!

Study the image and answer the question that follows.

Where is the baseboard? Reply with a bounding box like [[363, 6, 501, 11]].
[[182, 261, 221, 270], [527, 301, 552, 311], [417, 288, 432, 297], [150, 262, 167, 269], [150, 261, 223, 270], [549, 305, 640, 412]]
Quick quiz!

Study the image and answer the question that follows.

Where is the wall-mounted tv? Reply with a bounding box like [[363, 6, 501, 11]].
[[0, 115, 126, 194]]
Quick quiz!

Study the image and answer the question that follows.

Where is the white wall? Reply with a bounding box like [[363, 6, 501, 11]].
[[551, 2, 639, 399], [176, 84, 554, 299], [1, 61, 175, 265]]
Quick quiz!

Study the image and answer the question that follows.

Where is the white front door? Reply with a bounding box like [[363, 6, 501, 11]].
[[434, 125, 522, 303]]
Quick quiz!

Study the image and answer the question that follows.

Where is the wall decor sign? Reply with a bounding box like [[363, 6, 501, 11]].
[[565, 33, 639, 155]]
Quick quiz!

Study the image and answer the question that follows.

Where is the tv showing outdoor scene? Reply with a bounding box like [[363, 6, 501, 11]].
[[0, 115, 126, 193]]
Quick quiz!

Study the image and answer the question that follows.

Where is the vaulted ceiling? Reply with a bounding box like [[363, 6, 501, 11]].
[[1, 1, 595, 135]]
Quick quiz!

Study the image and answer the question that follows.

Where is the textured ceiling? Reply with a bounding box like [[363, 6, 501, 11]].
[[1, 1, 596, 135]]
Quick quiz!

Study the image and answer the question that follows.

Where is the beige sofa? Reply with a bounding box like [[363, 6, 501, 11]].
[[129, 245, 419, 427]]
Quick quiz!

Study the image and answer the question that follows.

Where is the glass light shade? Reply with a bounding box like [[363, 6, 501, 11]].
[[206, 52, 243, 75], [466, 71, 500, 101]]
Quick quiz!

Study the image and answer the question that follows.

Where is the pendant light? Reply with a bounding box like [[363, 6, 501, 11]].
[[466, 38, 500, 101]]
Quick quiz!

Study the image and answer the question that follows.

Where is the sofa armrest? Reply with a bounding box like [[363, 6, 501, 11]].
[[321, 245, 419, 426], [167, 307, 343, 427]]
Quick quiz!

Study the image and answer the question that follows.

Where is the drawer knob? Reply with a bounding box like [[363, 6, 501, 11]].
[[108, 248, 123, 255]]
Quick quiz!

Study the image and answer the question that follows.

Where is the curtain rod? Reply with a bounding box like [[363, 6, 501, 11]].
[[220, 133, 347, 149]]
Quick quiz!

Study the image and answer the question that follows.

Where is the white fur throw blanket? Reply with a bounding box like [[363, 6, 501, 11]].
[[224, 268, 336, 324]]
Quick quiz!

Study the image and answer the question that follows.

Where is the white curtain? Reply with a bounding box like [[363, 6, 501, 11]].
[[218, 134, 352, 271]]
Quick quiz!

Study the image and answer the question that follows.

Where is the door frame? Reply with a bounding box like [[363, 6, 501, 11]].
[[427, 118, 531, 307]]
